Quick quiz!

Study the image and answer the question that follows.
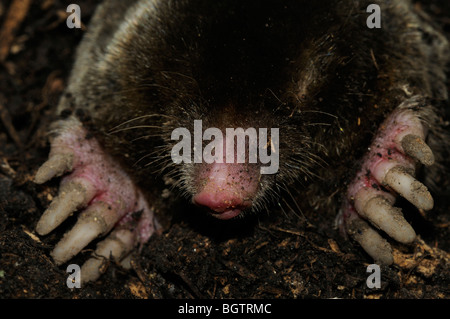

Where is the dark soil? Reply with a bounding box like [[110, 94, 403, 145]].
[[0, 0, 449, 299]]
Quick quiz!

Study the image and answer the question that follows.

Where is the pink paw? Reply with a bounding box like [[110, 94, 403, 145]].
[[339, 97, 435, 264], [34, 117, 157, 283]]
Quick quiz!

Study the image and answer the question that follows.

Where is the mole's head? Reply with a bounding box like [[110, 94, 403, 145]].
[[108, 0, 357, 219]]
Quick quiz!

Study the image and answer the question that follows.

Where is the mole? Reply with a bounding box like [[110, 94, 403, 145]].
[[34, 0, 449, 283]]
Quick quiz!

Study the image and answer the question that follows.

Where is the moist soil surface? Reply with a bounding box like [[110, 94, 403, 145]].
[[0, 0, 449, 299]]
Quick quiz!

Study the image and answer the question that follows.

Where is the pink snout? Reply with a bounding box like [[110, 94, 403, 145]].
[[192, 162, 260, 219]]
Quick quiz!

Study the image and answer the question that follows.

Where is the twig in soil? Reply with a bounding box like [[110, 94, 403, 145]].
[[0, 157, 16, 177], [25, 70, 63, 144], [266, 225, 342, 255], [175, 271, 204, 299], [0, 0, 33, 62], [0, 94, 23, 149]]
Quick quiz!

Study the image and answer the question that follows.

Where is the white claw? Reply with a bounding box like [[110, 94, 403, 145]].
[[391, 107, 435, 166], [50, 201, 121, 265], [80, 229, 135, 284], [383, 166, 434, 211], [354, 188, 416, 244], [36, 179, 96, 236], [347, 218, 394, 265], [399, 134, 435, 166], [34, 153, 74, 184]]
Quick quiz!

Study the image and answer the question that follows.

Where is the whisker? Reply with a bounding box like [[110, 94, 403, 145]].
[[124, 83, 179, 95], [284, 186, 307, 221], [110, 114, 178, 130], [300, 109, 338, 119], [130, 134, 165, 142], [304, 122, 332, 127], [160, 70, 199, 85], [109, 125, 164, 135]]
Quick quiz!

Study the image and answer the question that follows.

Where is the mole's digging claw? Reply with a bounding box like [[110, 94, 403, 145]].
[[392, 106, 436, 165], [382, 166, 434, 211], [34, 152, 74, 184], [80, 228, 135, 284], [400, 134, 435, 166], [347, 217, 394, 265], [354, 188, 416, 244], [36, 178, 96, 236], [51, 201, 121, 265]]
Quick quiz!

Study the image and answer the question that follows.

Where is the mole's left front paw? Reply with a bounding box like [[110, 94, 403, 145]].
[[338, 98, 435, 265]]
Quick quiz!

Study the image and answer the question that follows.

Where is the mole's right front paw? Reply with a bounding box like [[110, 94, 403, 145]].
[[35, 116, 157, 283]]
